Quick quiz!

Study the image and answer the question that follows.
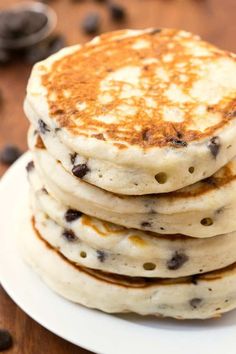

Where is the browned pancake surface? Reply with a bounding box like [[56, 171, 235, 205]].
[[41, 29, 236, 149]]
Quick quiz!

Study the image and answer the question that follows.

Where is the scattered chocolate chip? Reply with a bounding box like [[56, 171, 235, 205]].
[[0, 329, 13, 351], [108, 3, 126, 21], [225, 299, 229, 303], [0, 144, 22, 165], [167, 252, 188, 270], [70, 152, 77, 165], [208, 136, 220, 158], [81, 13, 100, 35], [62, 229, 78, 241], [149, 28, 162, 35], [65, 209, 82, 222], [26, 160, 34, 172], [49, 34, 66, 53], [167, 137, 188, 147], [38, 119, 50, 134], [24, 44, 49, 64], [215, 307, 221, 311], [190, 298, 202, 309], [160, 227, 165, 230], [208, 288, 212, 292], [97, 250, 106, 262], [72, 163, 90, 178], [141, 221, 152, 228]]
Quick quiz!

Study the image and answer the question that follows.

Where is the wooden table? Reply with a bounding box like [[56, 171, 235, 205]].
[[0, 0, 235, 352]]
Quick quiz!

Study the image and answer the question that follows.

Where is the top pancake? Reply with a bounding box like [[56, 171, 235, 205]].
[[25, 28, 236, 194]]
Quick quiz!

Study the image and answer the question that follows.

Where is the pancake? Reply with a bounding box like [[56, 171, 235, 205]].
[[21, 212, 236, 319], [29, 128, 236, 238], [24, 28, 236, 195], [30, 181, 236, 278]]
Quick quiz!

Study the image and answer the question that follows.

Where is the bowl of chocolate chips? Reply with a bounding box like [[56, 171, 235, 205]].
[[0, 1, 57, 49]]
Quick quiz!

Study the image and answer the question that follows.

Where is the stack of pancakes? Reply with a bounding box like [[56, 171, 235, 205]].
[[23, 29, 236, 319]]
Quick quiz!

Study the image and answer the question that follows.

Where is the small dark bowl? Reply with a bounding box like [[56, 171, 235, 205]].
[[0, 2, 57, 49]]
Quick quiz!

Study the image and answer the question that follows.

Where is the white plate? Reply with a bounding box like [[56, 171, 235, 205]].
[[1, 152, 236, 354]]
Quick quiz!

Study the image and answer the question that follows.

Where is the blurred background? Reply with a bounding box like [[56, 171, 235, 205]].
[[0, 0, 235, 353]]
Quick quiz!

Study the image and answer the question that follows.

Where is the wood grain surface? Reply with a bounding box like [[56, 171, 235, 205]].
[[0, 0, 235, 353]]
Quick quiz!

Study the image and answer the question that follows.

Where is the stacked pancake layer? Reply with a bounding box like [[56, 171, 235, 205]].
[[24, 28, 236, 319]]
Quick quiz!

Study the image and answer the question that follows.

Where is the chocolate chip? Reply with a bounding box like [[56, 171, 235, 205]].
[[24, 44, 49, 64], [167, 137, 188, 147], [108, 3, 126, 21], [48, 34, 66, 54], [167, 252, 188, 270], [70, 152, 77, 165], [141, 221, 152, 228], [62, 229, 78, 241], [0, 329, 13, 351], [160, 227, 165, 230], [208, 136, 220, 158], [72, 163, 90, 178], [65, 209, 82, 222], [97, 250, 106, 262], [202, 176, 217, 186], [190, 298, 202, 309], [149, 28, 162, 35], [26, 160, 34, 172], [191, 275, 199, 285], [142, 129, 151, 141], [0, 145, 22, 165], [81, 13, 100, 35], [38, 119, 50, 134], [216, 207, 224, 214], [41, 187, 48, 194]]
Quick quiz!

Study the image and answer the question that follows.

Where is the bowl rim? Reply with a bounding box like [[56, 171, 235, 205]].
[[0, 1, 57, 49]]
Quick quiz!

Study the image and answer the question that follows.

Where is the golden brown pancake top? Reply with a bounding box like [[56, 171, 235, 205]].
[[41, 29, 236, 149]]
